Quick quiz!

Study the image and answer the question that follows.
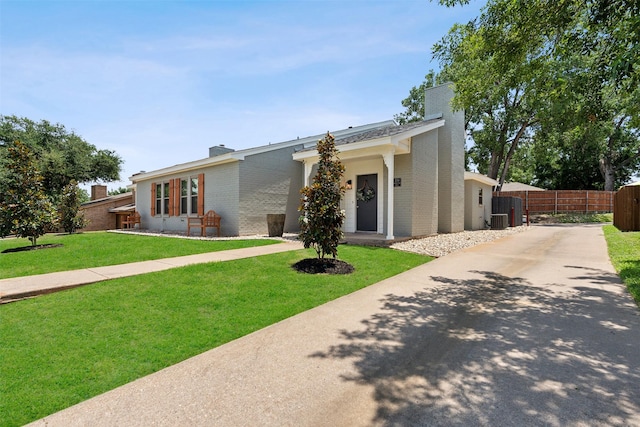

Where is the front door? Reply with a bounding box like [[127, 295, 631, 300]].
[[356, 174, 378, 231]]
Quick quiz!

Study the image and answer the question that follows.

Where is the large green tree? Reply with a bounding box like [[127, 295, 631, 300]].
[[0, 116, 123, 199], [432, 0, 568, 189], [426, 0, 639, 190]]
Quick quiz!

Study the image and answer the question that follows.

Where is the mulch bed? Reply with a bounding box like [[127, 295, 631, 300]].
[[292, 258, 355, 275], [2, 244, 63, 254]]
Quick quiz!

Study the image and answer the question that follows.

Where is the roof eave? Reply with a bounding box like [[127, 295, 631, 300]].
[[293, 119, 445, 162]]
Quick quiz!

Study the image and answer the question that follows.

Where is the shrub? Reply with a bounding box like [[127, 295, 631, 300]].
[[58, 180, 88, 233]]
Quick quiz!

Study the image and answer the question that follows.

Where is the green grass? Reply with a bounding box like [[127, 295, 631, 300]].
[[0, 232, 279, 279], [603, 225, 640, 304], [0, 245, 431, 426]]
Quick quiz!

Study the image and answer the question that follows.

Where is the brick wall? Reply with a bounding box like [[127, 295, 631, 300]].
[[91, 185, 108, 200], [239, 145, 303, 235], [80, 193, 134, 231]]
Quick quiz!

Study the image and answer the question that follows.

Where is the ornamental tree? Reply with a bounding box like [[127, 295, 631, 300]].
[[58, 180, 88, 233], [298, 132, 346, 259], [0, 141, 58, 245]]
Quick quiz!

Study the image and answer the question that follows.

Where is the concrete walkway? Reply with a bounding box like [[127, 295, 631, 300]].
[[26, 224, 640, 426], [0, 240, 304, 302]]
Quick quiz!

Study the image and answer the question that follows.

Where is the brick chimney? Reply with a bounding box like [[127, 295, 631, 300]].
[[209, 144, 235, 157], [91, 185, 108, 200]]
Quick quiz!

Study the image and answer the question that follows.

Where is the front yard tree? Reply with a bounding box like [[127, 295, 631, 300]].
[[58, 180, 88, 233], [431, 0, 639, 190], [0, 141, 58, 245], [0, 115, 123, 200], [298, 132, 346, 259]]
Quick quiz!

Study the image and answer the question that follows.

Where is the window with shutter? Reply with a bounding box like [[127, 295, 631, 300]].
[[180, 179, 188, 215]]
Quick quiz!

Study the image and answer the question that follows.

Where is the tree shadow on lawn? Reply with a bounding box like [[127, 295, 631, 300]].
[[310, 266, 640, 426]]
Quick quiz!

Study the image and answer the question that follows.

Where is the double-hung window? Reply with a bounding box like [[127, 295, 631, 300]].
[[180, 180, 188, 215], [155, 183, 163, 215], [163, 182, 170, 214], [179, 177, 199, 215], [190, 177, 198, 214], [152, 173, 203, 217], [154, 182, 171, 215]]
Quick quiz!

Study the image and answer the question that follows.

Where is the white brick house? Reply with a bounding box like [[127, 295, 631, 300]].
[[130, 84, 476, 238]]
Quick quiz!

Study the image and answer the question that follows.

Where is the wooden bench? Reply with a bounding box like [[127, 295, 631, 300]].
[[121, 211, 141, 229], [187, 210, 221, 237]]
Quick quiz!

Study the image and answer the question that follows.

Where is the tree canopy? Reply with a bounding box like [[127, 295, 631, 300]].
[[406, 0, 640, 190], [0, 116, 123, 198]]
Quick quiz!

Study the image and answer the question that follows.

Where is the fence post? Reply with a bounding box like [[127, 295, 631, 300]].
[[555, 191, 558, 214], [610, 191, 613, 212], [586, 190, 589, 213]]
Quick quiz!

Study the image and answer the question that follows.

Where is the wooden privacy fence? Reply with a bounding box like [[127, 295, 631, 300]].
[[614, 185, 640, 231], [493, 190, 615, 214]]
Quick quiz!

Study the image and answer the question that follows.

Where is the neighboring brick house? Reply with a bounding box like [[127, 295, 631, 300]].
[[80, 185, 135, 231], [130, 84, 477, 238]]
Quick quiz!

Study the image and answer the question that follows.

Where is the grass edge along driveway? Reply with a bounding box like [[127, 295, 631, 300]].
[[0, 245, 432, 427], [603, 225, 640, 304]]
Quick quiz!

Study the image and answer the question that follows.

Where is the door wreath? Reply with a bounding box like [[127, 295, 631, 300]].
[[356, 180, 376, 202]]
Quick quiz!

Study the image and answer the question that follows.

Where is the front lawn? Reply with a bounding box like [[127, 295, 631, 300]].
[[603, 225, 640, 304], [0, 245, 431, 426], [0, 232, 279, 279]]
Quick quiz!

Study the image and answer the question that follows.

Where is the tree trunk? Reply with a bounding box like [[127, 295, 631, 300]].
[[498, 121, 529, 190], [599, 157, 616, 191]]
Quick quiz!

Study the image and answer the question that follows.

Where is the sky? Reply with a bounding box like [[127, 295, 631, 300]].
[[1, 0, 484, 192]]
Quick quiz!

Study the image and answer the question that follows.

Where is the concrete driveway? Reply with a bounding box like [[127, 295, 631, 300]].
[[31, 224, 640, 426]]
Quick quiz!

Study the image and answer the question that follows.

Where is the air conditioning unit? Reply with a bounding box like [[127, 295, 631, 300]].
[[491, 214, 508, 230]]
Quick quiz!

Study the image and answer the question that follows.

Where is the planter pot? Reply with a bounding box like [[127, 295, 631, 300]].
[[267, 214, 286, 237]]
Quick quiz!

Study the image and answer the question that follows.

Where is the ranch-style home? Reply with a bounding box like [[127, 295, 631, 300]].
[[130, 84, 495, 239]]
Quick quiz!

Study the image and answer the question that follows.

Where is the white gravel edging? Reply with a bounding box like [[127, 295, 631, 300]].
[[390, 226, 529, 257], [110, 227, 529, 258]]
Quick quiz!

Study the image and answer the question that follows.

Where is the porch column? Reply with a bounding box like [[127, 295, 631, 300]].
[[383, 150, 395, 240], [303, 160, 313, 187]]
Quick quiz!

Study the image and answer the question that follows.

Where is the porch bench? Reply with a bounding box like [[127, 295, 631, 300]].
[[187, 210, 221, 237], [121, 211, 141, 229]]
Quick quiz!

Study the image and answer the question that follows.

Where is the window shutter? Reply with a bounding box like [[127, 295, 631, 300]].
[[168, 180, 174, 217], [173, 178, 181, 216], [198, 173, 205, 216], [150, 182, 156, 216]]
